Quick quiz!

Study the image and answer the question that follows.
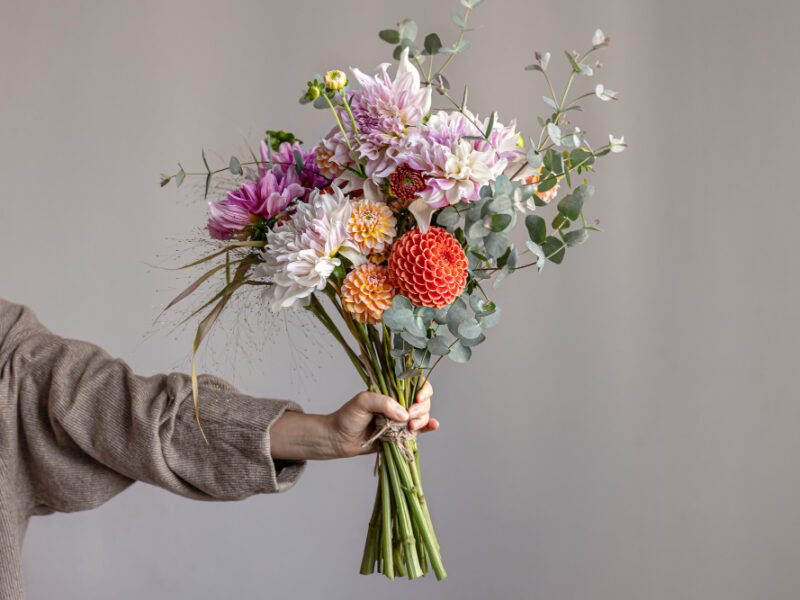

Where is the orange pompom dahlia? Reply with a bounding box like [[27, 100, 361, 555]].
[[387, 226, 468, 308], [340, 263, 396, 324], [347, 198, 397, 255]]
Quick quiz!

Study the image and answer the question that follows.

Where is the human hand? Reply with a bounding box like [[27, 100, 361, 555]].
[[269, 382, 438, 461]]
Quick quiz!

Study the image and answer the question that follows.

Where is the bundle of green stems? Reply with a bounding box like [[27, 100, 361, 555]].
[[305, 286, 446, 581]]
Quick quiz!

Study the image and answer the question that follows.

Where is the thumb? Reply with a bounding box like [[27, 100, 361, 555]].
[[353, 391, 409, 422]]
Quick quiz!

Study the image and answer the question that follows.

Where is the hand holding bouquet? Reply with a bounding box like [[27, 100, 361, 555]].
[[159, 0, 625, 581]]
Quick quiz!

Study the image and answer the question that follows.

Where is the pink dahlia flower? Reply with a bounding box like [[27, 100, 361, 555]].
[[349, 47, 431, 179], [207, 170, 305, 240], [259, 141, 328, 198]]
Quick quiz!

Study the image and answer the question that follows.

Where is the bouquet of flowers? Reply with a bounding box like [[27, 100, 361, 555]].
[[159, 0, 625, 581]]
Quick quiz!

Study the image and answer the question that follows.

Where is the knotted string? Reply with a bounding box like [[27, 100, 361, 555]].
[[362, 414, 417, 462]]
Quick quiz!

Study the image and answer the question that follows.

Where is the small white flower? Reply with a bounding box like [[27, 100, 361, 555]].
[[609, 134, 627, 153], [592, 29, 608, 47], [595, 84, 618, 101]]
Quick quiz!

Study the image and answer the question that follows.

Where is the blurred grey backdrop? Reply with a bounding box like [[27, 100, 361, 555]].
[[2, 0, 799, 598]]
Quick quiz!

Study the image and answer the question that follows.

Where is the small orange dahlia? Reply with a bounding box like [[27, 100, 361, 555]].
[[341, 263, 396, 324], [315, 144, 341, 179], [387, 227, 468, 308], [348, 199, 397, 255], [525, 168, 560, 204]]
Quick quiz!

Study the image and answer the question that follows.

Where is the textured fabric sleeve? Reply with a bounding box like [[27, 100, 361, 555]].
[[7, 308, 306, 512]]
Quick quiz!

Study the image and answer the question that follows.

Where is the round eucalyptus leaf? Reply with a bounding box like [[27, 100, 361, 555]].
[[427, 336, 451, 355], [485, 231, 509, 258], [458, 318, 482, 340], [469, 294, 486, 314], [448, 340, 472, 363], [479, 307, 502, 329], [401, 331, 428, 349], [460, 332, 486, 347]]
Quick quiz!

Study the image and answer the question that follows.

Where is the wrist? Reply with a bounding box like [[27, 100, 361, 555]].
[[269, 411, 338, 461]]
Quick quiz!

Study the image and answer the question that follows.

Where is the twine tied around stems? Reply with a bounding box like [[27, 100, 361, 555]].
[[362, 414, 416, 461]]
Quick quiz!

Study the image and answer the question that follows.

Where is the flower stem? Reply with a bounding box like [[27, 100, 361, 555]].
[[359, 483, 381, 575], [383, 442, 423, 579], [380, 456, 394, 579]]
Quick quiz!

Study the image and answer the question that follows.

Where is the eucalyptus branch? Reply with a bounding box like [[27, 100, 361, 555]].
[[437, 6, 470, 76]]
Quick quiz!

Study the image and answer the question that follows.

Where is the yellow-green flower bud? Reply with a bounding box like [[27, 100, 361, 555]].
[[306, 85, 321, 100], [324, 70, 348, 91]]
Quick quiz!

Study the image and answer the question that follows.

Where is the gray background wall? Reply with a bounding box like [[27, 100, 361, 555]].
[[2, 0, 798, 598]]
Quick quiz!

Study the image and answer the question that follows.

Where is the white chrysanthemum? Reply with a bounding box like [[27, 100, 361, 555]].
[[255, 187, 364, 311]]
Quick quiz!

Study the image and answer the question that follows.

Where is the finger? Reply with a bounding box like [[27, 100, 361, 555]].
[[418, 417, 440, 433], [409, 413, 429, 431], [415, 380, 433, 404], [355, 391, 408, 422], [408, 395, 430, 420]]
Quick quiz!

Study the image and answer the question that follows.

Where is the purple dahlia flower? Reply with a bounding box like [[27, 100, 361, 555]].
[[207, 170, 305, 240]]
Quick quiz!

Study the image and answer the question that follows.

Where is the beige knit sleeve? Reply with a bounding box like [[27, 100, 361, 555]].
[[6, 304, 306, 512]]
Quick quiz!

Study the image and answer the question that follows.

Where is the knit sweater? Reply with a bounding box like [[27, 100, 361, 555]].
[[0, 299, 306, 598]]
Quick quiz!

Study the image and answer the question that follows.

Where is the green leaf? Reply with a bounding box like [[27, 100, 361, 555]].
[[383, 307, 413, 331], [405, 315, 427, 338], [393, 295, 412, 311], [570, 148, 595, 168], [446, 299, 470, 337], [461, 85, 469, 109], [547, 123, 562, 145], [175, 167, 186, 188], [558, 184, 594, 220], [458, 318, 482, 339], [401, 331, 428, 349], [469, 294, 486, 313], [557, 194, 583, 220], [492, 265, 511, 288], [524, 241, 546, 271], [494, 174, 512, 196], [461, 332, 486, 347], [424, 33, 443, 54], [536, 176, 558, 193], [542, 236, 566, 264], [543, 149, 563, 174], [453, 13, 466, 27], [293, 149, 304, 175], [397, 368, 424, 380], [479, 307, 502, 328], [525, 64, 543, 72], [552, 213, 570, 231], [484, 231, 509, 258], [204, 173, 212, 199], [436, 206, 460, 228], [525, 215, 546, 243], [398, 19, 418, 41], [564, 229, 589, 247], [229, 156, 243, 175], [468, 219, 490, 240], [484, 111, 496, 139], [433, 306, 449, 324], [415, 305, 435, 322], [448, 339, 472, 363], [379, 29, 401, 44], [427, 336, 451, 355], [527, 148, 543, 169], [542, 96, 558, 110], [564, 50, 582, 73], [489, 213, 512, 232], [461, 0, 484, 6]]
